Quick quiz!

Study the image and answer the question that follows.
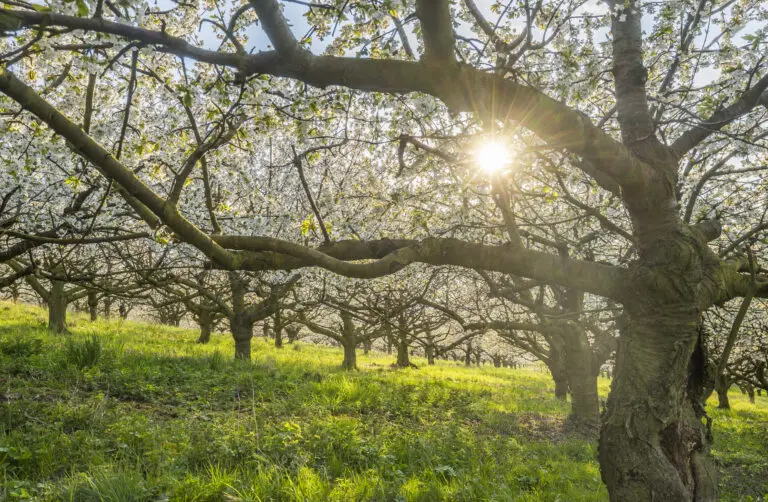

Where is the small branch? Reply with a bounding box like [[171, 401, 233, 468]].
[[292, 145, 331, 244]]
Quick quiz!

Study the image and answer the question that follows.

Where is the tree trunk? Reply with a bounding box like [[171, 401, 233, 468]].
[[747, 386, 755, 404], [87, 291, 98, 321], [563, 324, 600, 429], [599, 309, 717, 502], [286, 325, 299, 343], [47, 280, 68, 334], [426, 345, 435, 365], [273, 310, 283, 349], [231, 314, 253, 360], [715, 376, 730, 409], [340, 312, 357, 370], [546, 348, 569, 401], [363, 339, 371, 355], [386, 336, 392, 354], [103, 296, 112, 319], [396, 337, 410, 367], [197, 311, 213, 344], [464, 342, 472, 367], [341, 338, 357, 371]]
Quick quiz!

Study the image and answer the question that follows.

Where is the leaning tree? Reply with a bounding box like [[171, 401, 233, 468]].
[[1, 1, 768, 499]]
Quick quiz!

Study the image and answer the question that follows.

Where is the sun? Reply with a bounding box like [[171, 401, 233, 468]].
[[474, 141, 512, 175]]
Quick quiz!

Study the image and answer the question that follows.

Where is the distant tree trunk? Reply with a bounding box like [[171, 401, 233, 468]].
[[340, 312, 358, 370], [386, 335, 393, 354], [262, 320, 271, 339], [562, 324, 600, 429], [286, 325, 299, 343], [396, 336, 410, 367], [10, 283, 20, 303], [363, 339, 372, 355], [715, 376, 730, 409], [118, 303, 128, 319], [492, 355, 502, 368], [103, 296, 112, 319], [48, 280, 68, 334], [747, 385, 755, 404], [464, 342, 472, 367], [197, 310, 213, 344], [273, 310, 283, 349], [87, 290, 98, 321], [426, 345, 435, 365], [229, 272, 253, 360], [231, 314, 253, 360]]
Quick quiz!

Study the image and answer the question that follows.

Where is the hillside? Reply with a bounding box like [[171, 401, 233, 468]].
[[0, 302, 765, 501]]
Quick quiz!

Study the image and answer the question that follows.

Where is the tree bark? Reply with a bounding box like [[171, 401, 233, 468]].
[[103, 296, 111, 319], [273, 310, 283, 349], [47, 280, 68, 334], [197, 310, 213, 344], [599, 309, 717, 502], [747, 386, 755, 404], [547, 345, 569, 401], [396, 336, 410, 367], [262, 320, 271, 338], [340, 312, 357, 370], [231, 313, 253, 360], [87, 290, 98, 321], [464, 342, 472, 367], [426, 345, 435, 365], [715, 376, 730, 409], [286, 325, 299, 343], [563, 324, 600, 429]]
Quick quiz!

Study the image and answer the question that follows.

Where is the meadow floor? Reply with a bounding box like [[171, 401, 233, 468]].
[[0, 301, 766, 501]]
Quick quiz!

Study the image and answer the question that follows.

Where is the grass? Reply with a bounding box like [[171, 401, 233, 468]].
[[0, 301, 766, 501]]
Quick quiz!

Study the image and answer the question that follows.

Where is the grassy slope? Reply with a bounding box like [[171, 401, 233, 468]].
[[0, 302, 765, 501]]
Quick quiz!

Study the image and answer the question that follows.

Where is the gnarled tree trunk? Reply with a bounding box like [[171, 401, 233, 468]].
[[599, 306, 717, 501]]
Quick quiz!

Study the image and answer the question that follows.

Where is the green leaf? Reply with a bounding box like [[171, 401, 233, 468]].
[[76, 0, 89, 17]]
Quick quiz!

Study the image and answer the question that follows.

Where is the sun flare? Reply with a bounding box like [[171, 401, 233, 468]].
[[474, 141, 512, 174]]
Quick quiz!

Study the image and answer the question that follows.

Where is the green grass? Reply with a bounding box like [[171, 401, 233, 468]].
[[0, 301, 765, 501]]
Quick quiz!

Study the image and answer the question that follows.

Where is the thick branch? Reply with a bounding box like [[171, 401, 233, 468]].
[[213, 235, 628, 300], [672, 74, 768, 159], [415, 0, 456, 63]]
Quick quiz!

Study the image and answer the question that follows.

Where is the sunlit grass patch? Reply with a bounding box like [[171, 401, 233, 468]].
[[0, 301, 765, 500]]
